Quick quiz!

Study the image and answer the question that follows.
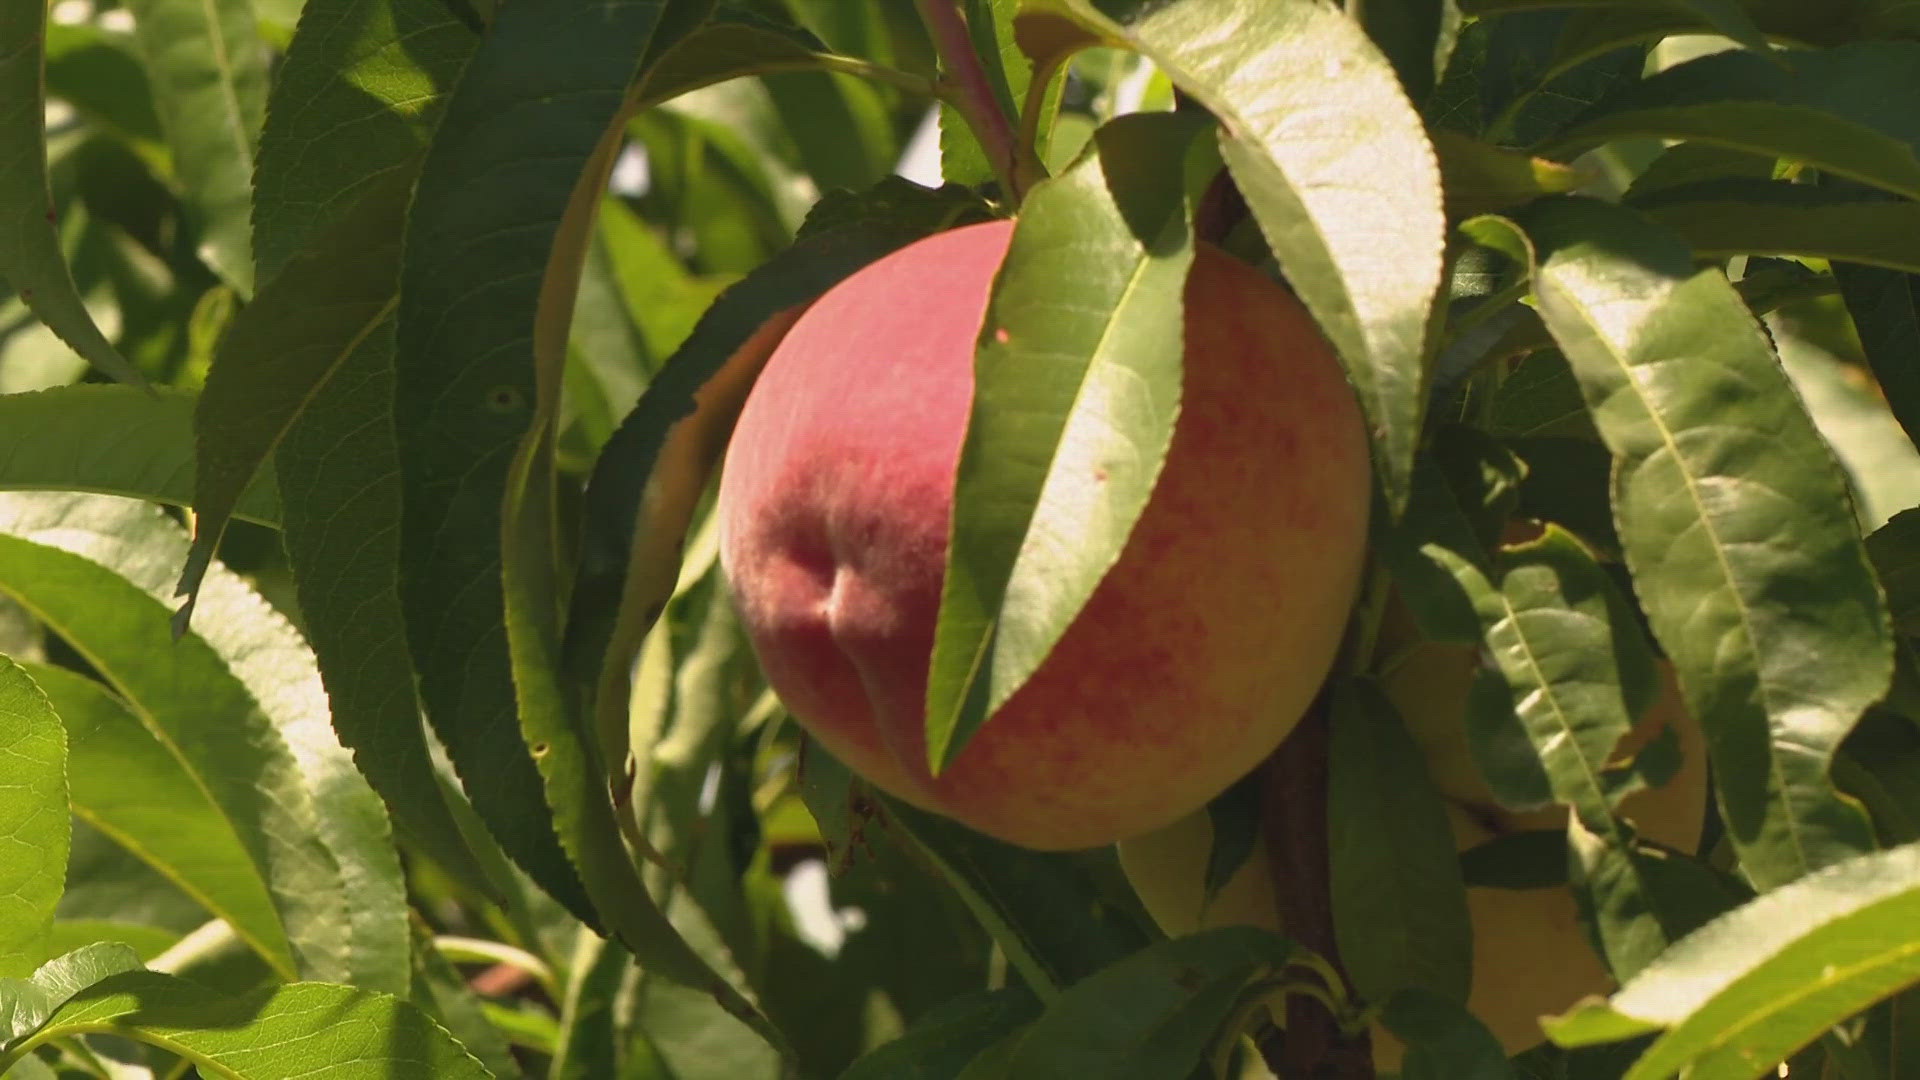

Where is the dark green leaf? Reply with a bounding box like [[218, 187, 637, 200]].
[[0, 971, 491, 1078], [838, 989, 1039, 1080], [1545, 43, 1920, 200], [1021, 0, 1444, 508], [1868, 509, 1920, 638], [925, 111, 1205, 771], [876, 789, 1152, 999], [0, 0, 142, 385], [178, 170, 413, 621], [1481, 197, 1889, 890], [254, 0, 493, 903], [1633, 177, 1920, 273], [1359, 0, 1463, 100], [998, 926, 1298, 1078], [42, 23, 162, 144], [1330, 679, 1473, 1006], [1385, 986, 1519, 1080], [123, 0, 267, 294], [0, 385, 279, 525], [0, 657, 64, 979], [25, 663, 289, 986], [1830, 191, 1920, 453], [250, 0, 475, 281], [1546, 841, 1920, 1080], [392, 0, 681, 929]]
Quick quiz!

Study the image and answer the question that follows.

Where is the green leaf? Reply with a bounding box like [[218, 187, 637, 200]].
[[1430, 527, 1707, 980], [565, 177, 989, 808], [940, 0, 1026, 187], [408, 920, 525, 1080], [838, 988, 1040, 1080], [1358, 0, 1463, 99], [0, 658, 64, 979], [0, 971, 491, 1078], [1633, 178, 1920, 273], [924, 111, 1204, 772], [43, 22, 162, 145], [550, 931, 629, 1080], [1434, 129, 1582, 217], [0, 385, 280, 525], [392, 0, 683, 929], [0, 941, 141, 1043], [1477, 197, 1889, 890], [250, 0, 476, 282], [252, 0, 494, 903], [1831, 206, 1920, 454], [178, 170, 413, 621], [1546, 841, 1920, 1080], [0, 0, 143, 385], [998, 926, 1298, 1078], [0, 493, 408, 992], [1029, 0, 1443, 508], [874, 789, 1153, 1001], [24, 662, 291, 986], [1869, 510, 1920, 638], [1383, 987, 1519, 1080], [1330, 679, 1473, 1007], [1545, 43, 1920, 200], [122, 0, 267, 295]]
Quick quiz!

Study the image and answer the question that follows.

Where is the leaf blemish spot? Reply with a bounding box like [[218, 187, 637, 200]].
[[994, 326, 1010, 344], [486, 386, 525, 413], [531, 742, 550, 758]]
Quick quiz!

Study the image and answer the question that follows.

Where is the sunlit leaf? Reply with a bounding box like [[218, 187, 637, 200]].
[[25, 662, 288, 985], [0, 971, 491, 1078], [1019, 0, 1445, 507], [925, 112, 1204, 771], [1547, 841, 1920, 1080], [0, 658, 63, 979], [0, 493, 407, 992]]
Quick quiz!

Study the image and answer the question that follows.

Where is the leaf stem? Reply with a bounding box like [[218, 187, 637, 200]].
[[912, 0, 1030, 200]]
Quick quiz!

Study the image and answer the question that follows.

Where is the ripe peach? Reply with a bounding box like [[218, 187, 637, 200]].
[[718, 219, 1370, 850]]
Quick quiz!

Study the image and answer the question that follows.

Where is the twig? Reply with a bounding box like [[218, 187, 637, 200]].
[[912, 0, 1029, 200]]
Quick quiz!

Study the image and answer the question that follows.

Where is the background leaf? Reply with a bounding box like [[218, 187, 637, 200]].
[[122, 0, 267, 294], [0, 0, 143, 385]]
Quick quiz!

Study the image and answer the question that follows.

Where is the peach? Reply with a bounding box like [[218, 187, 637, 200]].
[[717, 219, 1370, 849]]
